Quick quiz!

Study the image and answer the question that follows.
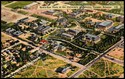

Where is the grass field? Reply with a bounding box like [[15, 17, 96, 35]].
[[107, 47, 124, 60], [1, 1, 12, 5], [78, 58, 124, 78], [14, 55, 67, 78], [17, 10, 29, 15], [55, 51, 67, 56], [6, 1, 34, 9], [67, 67, 79, 77], [79, 70, 99, 78]]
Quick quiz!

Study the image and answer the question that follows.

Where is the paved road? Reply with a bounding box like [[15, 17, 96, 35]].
[[69, 37, 124, 78], [103, 55, 124, 66]]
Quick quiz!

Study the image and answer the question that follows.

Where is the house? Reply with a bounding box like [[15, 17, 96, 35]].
[[84, 34, 100, 43], [53, 44, 66, 52], [43, 10, 55, 15], [115, 24, 124, 30], [73, 57, 80, 62], [55, 67, 70, 73], [18, 17, 29, 23], [58, 45, 66, 51], [107, 26, 115, 33], [75, 53, 82, 58], [6, 28, 16, 34], [6, 28, 22, 36], [13, 31, 23, 36], [42, 26, 52, 34], [67, 29, 80, 36], [96, 21, 113, 31], [6, 28, 11, 32], [86, 20, 95, 27], [53, 45, 58, 52], [37, 26, 53, 34], [40, 39, 48, 44], [57, 17, 68, 27], [107, 24, 124, 33], [40, 19, 48, 26], [116, 16, 124, 23], [95, 22, 101, 27], [104, 14, 115, 19], [61, 33, 74, 40]]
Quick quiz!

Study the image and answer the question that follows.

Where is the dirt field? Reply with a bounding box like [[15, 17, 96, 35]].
[[83, 17, 103, 22], [18, 33, 31, 39], [23, 9, 58, 20], [1, 33, 12, 43], [107, 47, 124, 60], [79, 58, 124, 78], [2, 8, 26, 23], [1, 6, 37, 23]]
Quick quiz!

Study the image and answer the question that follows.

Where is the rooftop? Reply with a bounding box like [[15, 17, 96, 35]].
[[98, 21, 112, 27], [85, 34, 100, 41], [62, 33, 74, 38], [115, 24, 124, 29], [24, 2, 38, 8]]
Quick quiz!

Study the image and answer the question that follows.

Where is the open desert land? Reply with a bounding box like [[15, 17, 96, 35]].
[[1, 7, 27, 23], [14, 55, 79, 78], [6, 1, 34, 9], [1, 33, 12, 43], [107, 47, 124, 60], [23, 9, 58, 20], [1, 6, 37, 23], [78, 58, 124, 78]]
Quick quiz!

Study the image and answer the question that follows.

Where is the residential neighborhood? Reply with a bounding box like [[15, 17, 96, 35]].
[[1, 1, 124, 78]]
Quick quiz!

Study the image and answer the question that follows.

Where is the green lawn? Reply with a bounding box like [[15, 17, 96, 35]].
[[31, 14, 53, 22], [113, 22, 120, 26], [17, 10, 29, 15], [6, 1, 34, 9], [1, 1, 12, 5], [55, 51, 67, 56]]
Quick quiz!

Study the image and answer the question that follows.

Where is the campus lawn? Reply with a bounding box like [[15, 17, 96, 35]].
[[6, 1, 34, 9]]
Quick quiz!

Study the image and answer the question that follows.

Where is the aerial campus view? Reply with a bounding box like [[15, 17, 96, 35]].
[[1, 1, 124, 78]]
